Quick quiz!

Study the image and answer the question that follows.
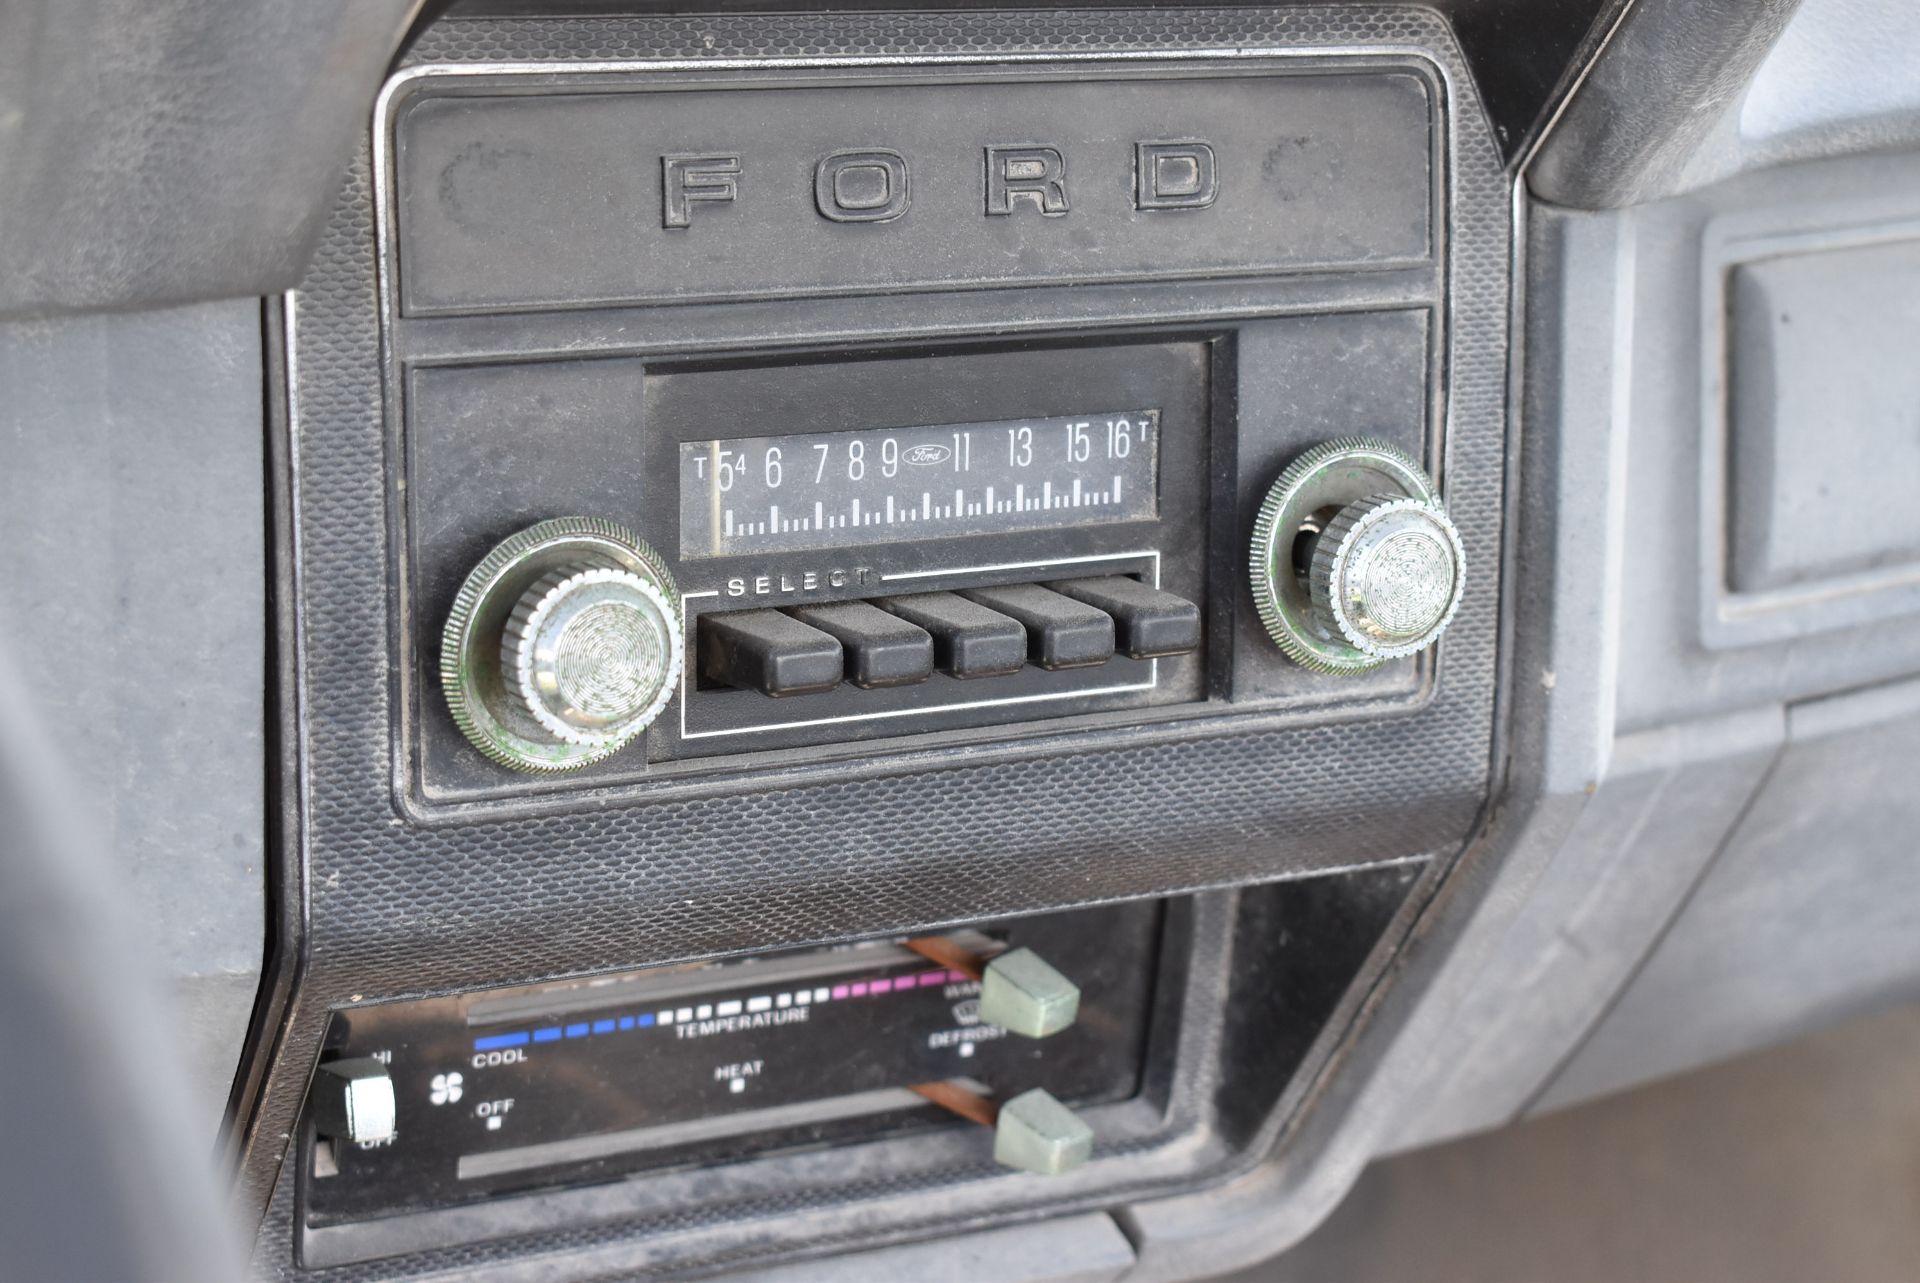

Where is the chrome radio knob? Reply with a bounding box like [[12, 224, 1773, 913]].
[[1309, 494, 1464, 660], [1249, 438, 1465, 673], [442, 517, 683, 773]]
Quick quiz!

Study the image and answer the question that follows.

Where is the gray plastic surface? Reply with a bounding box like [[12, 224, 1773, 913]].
[[0, 299, 266, 1143], [0, 642, 244, 1283], [0, 0, 417, 319], [727, 1213, 1134, 1283], [1120, 145, 1920, 1277], [1537, 675, 1920, 1112], [1726, 236, 1920, 594], [1372, 155, 1920, 1155], [1526, 0, 1801, 208], [1531, 0, 1920, 208], [1385, 707, 1785, 1154], [1743, 0, 1920, 141], [1603, 150, 1920, 725]]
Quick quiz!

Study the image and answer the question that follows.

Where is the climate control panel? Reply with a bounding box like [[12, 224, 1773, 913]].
[[297, 902, 1166, 1267]]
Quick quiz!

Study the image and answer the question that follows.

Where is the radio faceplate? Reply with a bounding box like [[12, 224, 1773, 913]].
[[383, 59, 1455, 807], [405, 338, 1215, 790]]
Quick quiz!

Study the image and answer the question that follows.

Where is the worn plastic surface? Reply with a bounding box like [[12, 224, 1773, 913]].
[[1540, 676, 1920, 1111], [0, 0, 415, 318], [788, 602, 936, 689], [392, 72, 1434, 313], [1367, 151, 1920, 1165], [879, 593, 1028, 679], [0, 300, 266, 1143], [1726, 237, 1920, 595]]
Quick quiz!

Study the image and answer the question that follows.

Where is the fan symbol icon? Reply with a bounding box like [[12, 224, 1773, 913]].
[[429, 1072, 464, 1105]]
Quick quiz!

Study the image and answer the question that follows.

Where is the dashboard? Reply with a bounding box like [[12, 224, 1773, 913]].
[[5, 2, 1920, 1281], [255, 24, 1504, 1270]]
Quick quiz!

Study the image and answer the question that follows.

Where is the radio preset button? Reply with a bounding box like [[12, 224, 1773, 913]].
[[874, 593, 1027, 679], [959, 584, 1115, 670], [787, 602, 935, 689], [1047, 576, 1200, 660], [698, 610, 844, 697]]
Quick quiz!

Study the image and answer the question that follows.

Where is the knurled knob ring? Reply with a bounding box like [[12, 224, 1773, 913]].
[[440, 517, 683, 773], [1247, 436, 1462, 674]]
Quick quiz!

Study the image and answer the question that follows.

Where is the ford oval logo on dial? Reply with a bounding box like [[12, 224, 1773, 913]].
[[903, 443, 951, 466]]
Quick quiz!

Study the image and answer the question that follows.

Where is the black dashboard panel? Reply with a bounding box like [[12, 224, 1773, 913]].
[[390, 69, 1434, 311], [377, 53, 1465, 805], [246, 9, 1511, 1278]]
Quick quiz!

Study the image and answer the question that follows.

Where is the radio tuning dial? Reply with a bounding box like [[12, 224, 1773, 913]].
[[1309, 494, 1464, 660], [1249, 437, 1465, 674], [442, 517, 684, 773]]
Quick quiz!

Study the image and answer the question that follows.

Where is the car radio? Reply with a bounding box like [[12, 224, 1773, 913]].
[[380, 57, 1475, 804], [417, 338, 1216, 778]]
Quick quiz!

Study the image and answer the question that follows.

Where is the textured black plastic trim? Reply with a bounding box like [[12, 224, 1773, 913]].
[[242, 8, 1509, 1278]]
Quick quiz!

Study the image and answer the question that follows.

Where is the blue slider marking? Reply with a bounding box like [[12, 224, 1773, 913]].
[[473, 1031, 530, 1052], [532, 1028, 562, 1044], [564, 1022, 590, 1039], [591, 1018, 615, 1035], [637, 1013, 656, 1028], [617, 1016, 635, 1031]]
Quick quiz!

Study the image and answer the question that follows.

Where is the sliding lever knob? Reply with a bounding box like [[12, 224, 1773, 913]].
[[979, 948, 1081, 1039], [906, 939, 1082, 1039], [911, 1081, 1094, 1176], [994, 1088, 1094, 1176]]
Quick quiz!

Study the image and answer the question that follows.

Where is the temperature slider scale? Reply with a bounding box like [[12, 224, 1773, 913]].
[[303, 903, 1162, 1228]]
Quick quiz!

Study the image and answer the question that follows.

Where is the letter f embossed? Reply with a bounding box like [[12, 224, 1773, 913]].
[[662, 154, 742, 228]]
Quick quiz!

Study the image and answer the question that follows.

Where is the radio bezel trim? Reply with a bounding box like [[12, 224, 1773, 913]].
[[372, 54, 1453, 823]]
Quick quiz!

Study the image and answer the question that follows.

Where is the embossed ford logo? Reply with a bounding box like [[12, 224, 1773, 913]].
[[661, 141, 1218, 228], [902, 443, 951, 467]]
